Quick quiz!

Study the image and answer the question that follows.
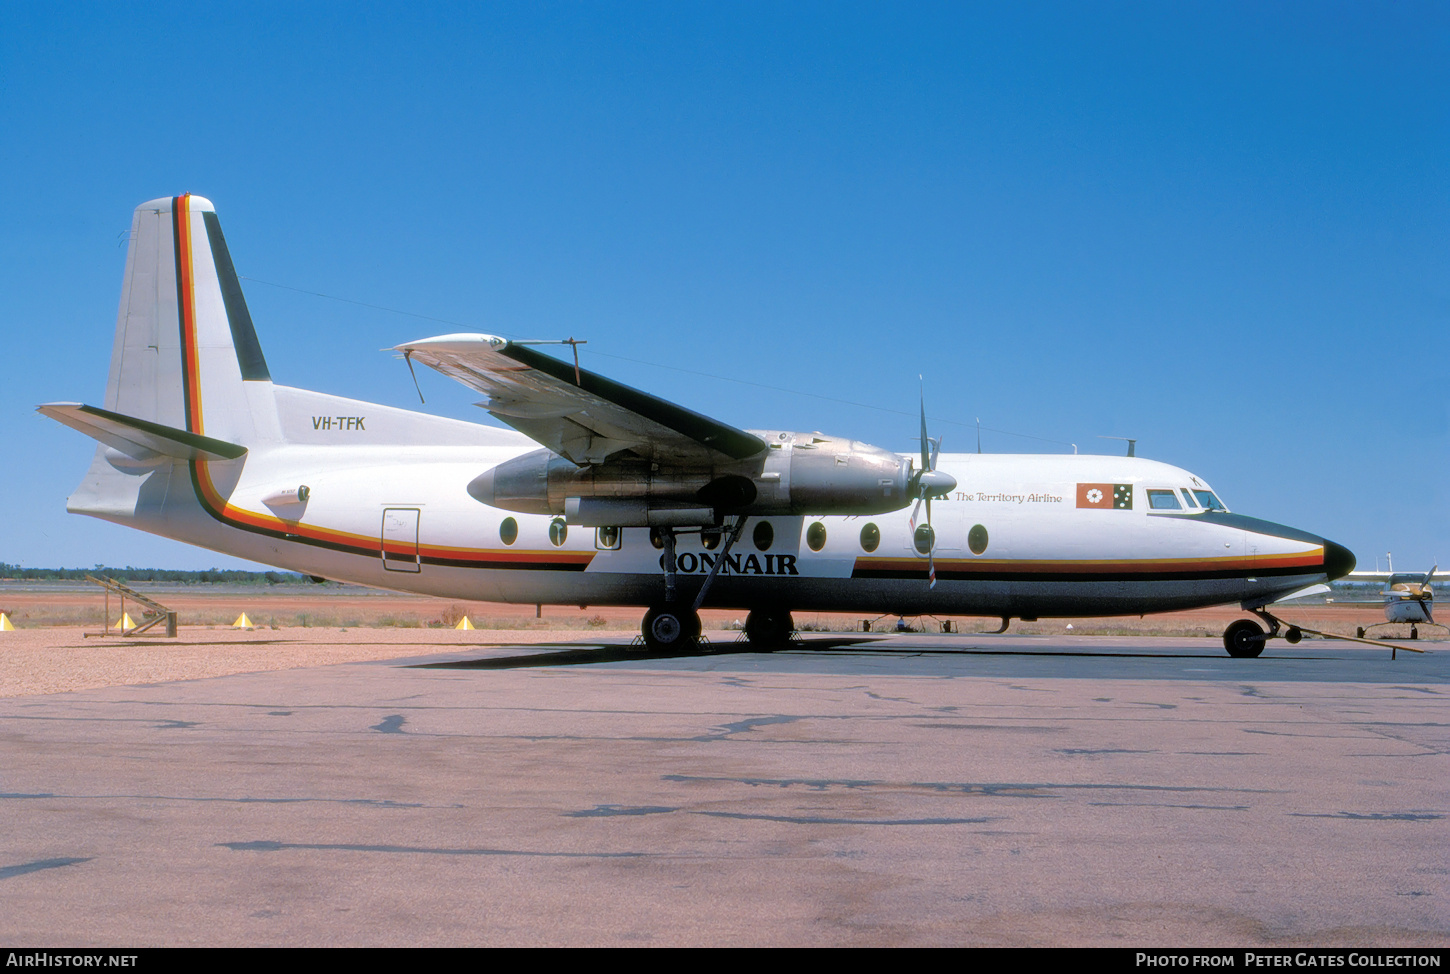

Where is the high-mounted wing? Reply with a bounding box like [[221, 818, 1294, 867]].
[[396, 334, 766, 466]]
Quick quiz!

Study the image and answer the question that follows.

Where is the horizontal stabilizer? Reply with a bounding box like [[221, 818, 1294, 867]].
[[38, 403, 247, 462]]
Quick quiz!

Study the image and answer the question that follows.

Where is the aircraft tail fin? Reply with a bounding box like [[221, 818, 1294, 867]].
[[103, 194, 273, 444]]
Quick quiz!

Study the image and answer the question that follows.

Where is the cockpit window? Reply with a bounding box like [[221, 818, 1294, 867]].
[[1147, 489, 1182, 510], [1192, 490, 1226, 511], [1180, 488, 1198, 508]]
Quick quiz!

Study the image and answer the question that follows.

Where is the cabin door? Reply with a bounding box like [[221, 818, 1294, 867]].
[[381, 508, 422, 572]]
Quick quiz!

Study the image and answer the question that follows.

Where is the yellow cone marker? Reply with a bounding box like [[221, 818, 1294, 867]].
[[232, 612, 254, 630], [112, 613, 136, 630], [455, 616, 474, 630], [0, 612, 14, 631]]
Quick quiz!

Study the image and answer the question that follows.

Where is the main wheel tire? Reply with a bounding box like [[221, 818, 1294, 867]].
[[1224, 619, 1266, 658], [1410, 625, 1418, 640], [744, 609, 795, 648], [1285, 626, 1302, 644], [1356, 627, 1366, 638], [641, 607, 701, 652]]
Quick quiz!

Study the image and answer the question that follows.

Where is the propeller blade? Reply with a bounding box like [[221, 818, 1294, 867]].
[[913, 379, 949, 591], [919, 381, 930, 474]]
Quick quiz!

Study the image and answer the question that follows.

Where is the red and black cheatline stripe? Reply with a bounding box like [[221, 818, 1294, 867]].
[[852, 509, 1347, 583], [168, 195, 590, 573], [852, 552, 1326, 584]]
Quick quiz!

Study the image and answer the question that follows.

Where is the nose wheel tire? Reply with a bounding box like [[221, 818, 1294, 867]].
[[744, 609, 795, 647], [1224, 619, 1266, 658], [641, 607, 701, 652]]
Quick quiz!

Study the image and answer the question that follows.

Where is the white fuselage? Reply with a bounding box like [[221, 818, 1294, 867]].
[[68, 401, 1338, 619], [1384, 591, 1433, 624]]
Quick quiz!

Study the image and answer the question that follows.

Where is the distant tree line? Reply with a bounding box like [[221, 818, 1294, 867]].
[[0, 563, 314, 584]]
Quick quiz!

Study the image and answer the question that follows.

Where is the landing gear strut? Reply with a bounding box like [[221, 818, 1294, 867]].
[[1356, 620, 1446, 640], [639, 516, 749, 652]]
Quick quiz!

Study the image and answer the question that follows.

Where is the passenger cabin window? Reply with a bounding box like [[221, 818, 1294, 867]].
[[1192, 490, 1226, 511], [1147, 489, 1182, 510]]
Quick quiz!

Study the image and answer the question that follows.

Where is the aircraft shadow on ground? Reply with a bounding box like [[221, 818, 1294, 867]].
[[406, 637, 1284, 670], [408, 637, 877, 670]]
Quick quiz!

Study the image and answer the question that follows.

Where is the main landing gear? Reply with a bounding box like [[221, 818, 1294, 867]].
[[641, 605, 702, 652], [743, 609, 795, 647], [1223, 609, 1303, 658], [1356, 621, 1446, 641], [638, 518, 800, 652], [639, 516, 752, 653]]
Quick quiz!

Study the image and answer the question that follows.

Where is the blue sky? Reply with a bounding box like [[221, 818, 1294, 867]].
[[2, 2, 1445, 573]]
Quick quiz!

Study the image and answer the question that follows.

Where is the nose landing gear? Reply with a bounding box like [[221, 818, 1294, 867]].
[[1223, 611, 1304, 658], [1223, 618, 1268, 658], [1224, 608, 1423, 658]]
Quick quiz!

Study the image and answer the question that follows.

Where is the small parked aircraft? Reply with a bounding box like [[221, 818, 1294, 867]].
[[41, 196, 1356, 656], [1346, 558, 1441, 640]]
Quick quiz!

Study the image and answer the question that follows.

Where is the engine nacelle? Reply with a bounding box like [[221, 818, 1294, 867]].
[[468, 430, 920, 523]]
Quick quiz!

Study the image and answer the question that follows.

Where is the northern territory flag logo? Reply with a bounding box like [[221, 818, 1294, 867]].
[[1077, 483, 1132, 509]]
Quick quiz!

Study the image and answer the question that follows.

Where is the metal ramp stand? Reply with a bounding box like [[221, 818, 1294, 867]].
[[84, 575, 177, 638]]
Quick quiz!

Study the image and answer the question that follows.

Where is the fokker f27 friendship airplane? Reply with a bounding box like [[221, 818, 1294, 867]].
[[41, 196, 1357, 657]]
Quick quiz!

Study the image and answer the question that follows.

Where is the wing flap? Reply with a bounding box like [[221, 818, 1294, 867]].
[[397, 334, 766, 465]]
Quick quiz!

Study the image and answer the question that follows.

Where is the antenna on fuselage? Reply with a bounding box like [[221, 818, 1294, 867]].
[[1099, 435, 1137, 457]]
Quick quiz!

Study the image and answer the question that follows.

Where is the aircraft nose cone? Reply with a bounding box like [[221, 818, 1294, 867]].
[[1323, 539, 1356, 580], [918, 469, 957, 497]]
